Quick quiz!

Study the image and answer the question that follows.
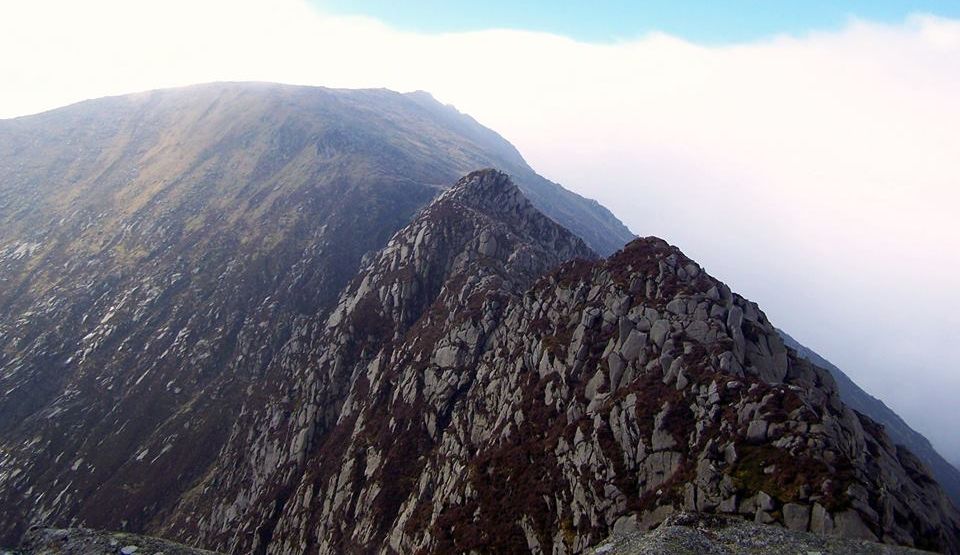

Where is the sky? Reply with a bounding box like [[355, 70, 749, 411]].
[[1, 1, 959, 463], [316, 0, 960, 43]]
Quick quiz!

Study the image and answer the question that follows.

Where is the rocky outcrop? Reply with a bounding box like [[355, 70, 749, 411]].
[[158, 169, 597, 552], [160, 171, 958, 553]]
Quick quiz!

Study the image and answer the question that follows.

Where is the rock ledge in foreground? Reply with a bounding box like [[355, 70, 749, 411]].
[[13, 527, 220, 555], [587, 513, 930, 555]]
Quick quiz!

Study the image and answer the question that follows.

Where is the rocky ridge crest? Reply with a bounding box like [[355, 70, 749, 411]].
[[157, 169, 596, 552], [168, 170, 958, 553]]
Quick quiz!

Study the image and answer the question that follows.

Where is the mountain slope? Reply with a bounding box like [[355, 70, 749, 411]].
[[0, 83, 631, 545], [168, 171, 958, 554], [779, 330, 960, 508]]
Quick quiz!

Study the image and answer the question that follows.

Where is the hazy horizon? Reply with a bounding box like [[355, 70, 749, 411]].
[[2, 0, 958, 463]]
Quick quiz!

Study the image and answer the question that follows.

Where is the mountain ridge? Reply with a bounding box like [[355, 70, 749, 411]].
[[0, 81, 633, 256], [0, 84, 957, 554], [154, 169, 599, 552], [162, 171, 959, 553]]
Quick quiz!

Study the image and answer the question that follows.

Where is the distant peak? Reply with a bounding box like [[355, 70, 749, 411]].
[[404, 90, 437, 101]]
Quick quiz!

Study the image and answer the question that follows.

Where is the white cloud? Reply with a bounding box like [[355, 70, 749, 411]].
[[2, 1, 959, 460]]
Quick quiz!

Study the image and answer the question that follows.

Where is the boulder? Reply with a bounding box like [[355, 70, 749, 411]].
[[782, 503, 810, 532]]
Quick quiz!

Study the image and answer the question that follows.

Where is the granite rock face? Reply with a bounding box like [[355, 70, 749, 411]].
[[159, 169, 597, 552], [159, 171, 958, 554]]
